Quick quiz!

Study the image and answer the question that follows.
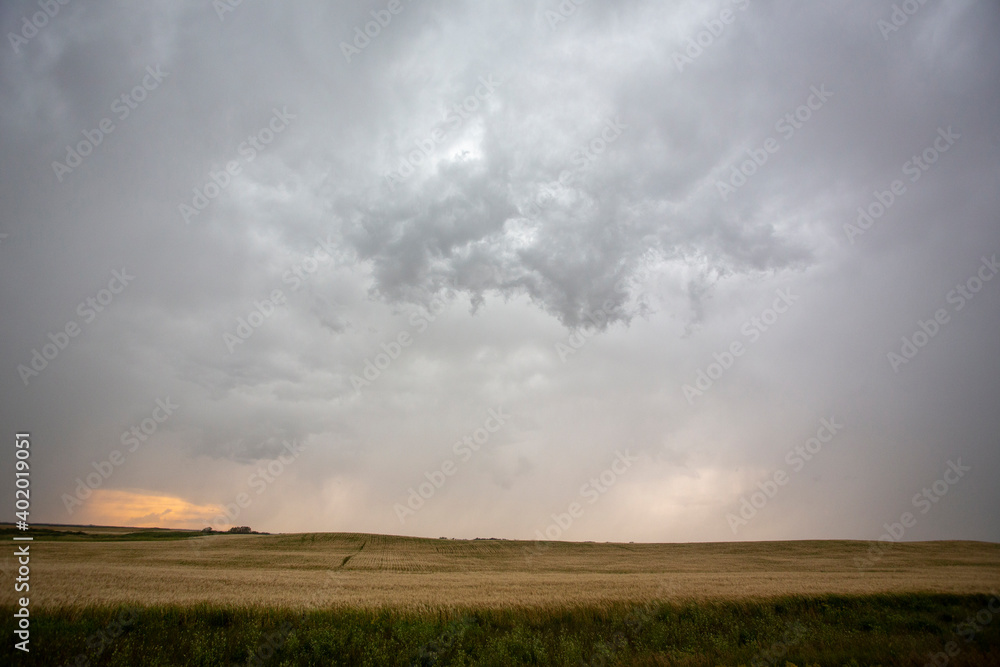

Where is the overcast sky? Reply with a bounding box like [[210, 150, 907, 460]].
[[1, 0, 998, 544]]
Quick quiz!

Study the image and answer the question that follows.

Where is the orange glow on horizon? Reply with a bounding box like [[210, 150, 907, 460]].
[[70, 489, 223, 529]]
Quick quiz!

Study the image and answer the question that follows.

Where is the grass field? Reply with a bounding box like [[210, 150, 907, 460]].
[[2, 525, 999, 665]]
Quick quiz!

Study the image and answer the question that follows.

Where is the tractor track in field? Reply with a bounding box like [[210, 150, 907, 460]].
[[339, 539, 367, 568]]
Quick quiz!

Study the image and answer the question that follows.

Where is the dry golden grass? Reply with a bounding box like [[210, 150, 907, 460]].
[[5, 528, 998, 611]]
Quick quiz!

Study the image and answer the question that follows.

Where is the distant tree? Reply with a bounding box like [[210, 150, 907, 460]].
[[202, 527, 214, 533], [227, 526, 252, 534]]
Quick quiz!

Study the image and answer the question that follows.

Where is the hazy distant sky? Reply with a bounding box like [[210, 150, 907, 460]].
[[1, 0, 998, 543]]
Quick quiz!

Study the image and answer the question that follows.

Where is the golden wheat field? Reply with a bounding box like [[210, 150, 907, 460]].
[[4, 527, 998, 612]]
